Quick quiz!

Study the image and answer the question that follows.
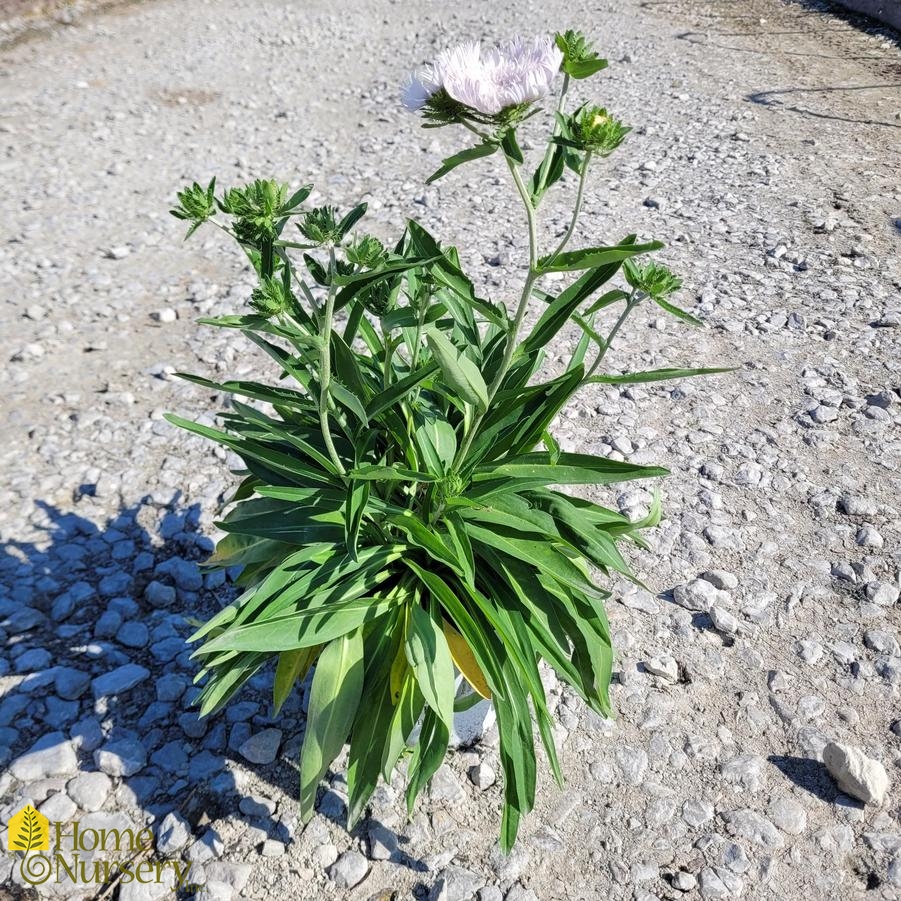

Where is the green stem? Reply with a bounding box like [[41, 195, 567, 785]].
[[545, 150, 592, 266], [380, 319, 392, 390], [261, 236, 275, 279], [318, 246, 347, 477], [534, 73, 570, 203], [487, 160, 539, 398], [451, 157, 539, 471], [585, 291, 643, 379], [410, 285, 430, 372]]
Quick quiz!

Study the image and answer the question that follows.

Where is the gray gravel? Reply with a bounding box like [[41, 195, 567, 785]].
[[1, 0, 900, 899]]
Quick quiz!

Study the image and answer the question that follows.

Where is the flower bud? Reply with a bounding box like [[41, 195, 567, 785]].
[[220, 179, 289, 242], [249, 276, 294, 318], [360, 279, 396, 317], [346, 235, 387, 268], [623, 260, 682, 300], [554, 30, 608, 79], [299, 206, 342, 245], [571, 105, 630, 155]]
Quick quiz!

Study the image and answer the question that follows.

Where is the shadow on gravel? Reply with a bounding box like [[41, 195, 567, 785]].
[[768, 754, 841, 804], [0, 496, 429, 883], [745, 83, 901, 129]]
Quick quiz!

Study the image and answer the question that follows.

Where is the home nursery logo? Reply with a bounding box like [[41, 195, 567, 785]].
[[5, 805, 200, 891]]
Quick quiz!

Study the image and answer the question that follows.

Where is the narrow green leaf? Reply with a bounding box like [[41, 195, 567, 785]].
[[337, 202, 367, 239], [349, 463, 439, 482], [273, 646, 321, 714], [501, 129, 524, 164], [404, 708, 450, 813], [405, 602, 455, 728], [564, 57, 609, 79], [584, 288, 629, 315], [329, 381, 369, 426], [587, 366, 733, 385], [299, 630, 365, 821], [426, 142, 499, 184], [199, 596, 395, 653], [473, 452, 668, 486], [344, 479, 369, 560], [426, 330, 489, 411], [537, 240, 663, 274], [652, 296, 705, 326], [365, 363, 438, 419], [382, 672, 425, 781], [521, 256, 625, 357]]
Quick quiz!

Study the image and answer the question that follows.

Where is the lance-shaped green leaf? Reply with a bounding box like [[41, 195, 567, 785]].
[[365, 363, 438, 419], [273, 645, 321, 714], [564, 57, 608, 79], [426, 141, 499, 184], [405, 602, 455, 728], [651, 296, 705, 326], [587, 366, 733, 385], [472, 452, 668, 486], [299, 630, 365, 821], [344, 479, 369, 560], [537, 240, 663, 273], [500, 129, 524, 164], [521, 255, 626, 357], [426, 330, 489, 411], [334, 255, 438, 310], [336, 202, 367, 239], [349, 463, 439, 482]]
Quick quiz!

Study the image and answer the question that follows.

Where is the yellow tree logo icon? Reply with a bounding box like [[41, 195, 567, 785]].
[[8, 805, 49, 852]]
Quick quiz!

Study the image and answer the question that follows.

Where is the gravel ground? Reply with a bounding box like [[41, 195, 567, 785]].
[[1, 1, 900, 899]]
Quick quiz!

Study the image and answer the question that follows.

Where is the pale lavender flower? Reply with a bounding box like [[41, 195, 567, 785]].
[[402, 65, 442, 112], [403, 36, 563, 117]]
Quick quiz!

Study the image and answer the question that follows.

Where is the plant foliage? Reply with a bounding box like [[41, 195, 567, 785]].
[[168, 29, 727, 850]]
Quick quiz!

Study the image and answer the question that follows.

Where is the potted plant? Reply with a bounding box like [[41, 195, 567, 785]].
[[168, 30, 724, 849]]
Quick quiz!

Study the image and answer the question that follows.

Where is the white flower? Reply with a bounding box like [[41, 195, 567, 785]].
[[402, 65, 442, 112], [403, 36, 563, 117]]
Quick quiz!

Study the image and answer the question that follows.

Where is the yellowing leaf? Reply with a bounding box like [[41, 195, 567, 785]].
[[389, 640, 408, 705], [443, 620, 491, 699], [273, 645, 321, 714]]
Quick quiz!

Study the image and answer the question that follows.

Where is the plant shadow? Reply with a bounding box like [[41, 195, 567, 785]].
[[0, 495, 427, 895]]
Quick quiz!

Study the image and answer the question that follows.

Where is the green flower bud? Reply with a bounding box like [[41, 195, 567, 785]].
[[554, 31, 608, 79], [249, 275, 294, 318], [572, 106, 630, 155], [220, 179, 290, 242], [624, 260, 682, 300], [298, 206, 341, 245], [360, 279, 396, 317], [170, 178, 217, 237], [346, 234, 387, 268]]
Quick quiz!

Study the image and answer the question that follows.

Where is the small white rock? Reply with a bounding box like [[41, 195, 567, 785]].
[[645, 654, 679, 681], [468, 762, 496, 790], [823, 742, 890, 805], [709, 606, 740, 635]]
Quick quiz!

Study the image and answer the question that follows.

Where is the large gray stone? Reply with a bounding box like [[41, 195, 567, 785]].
[[91, 663, 150, 698], [327, 850, 369, 889], [10, 732, 78, 780]]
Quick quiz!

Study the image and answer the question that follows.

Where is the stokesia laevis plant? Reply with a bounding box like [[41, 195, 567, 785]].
[[167, 30, 729, 850]]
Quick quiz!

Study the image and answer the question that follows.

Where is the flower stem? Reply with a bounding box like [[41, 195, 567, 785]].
[[545, 150, 592, 266], [452, 157, 539, 470], [410, 284, 430, 372], [586, 291, 643, 379], [318, 246, 347, 477], [534, 73, 570, 203], [487, 159, 539, 397]]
